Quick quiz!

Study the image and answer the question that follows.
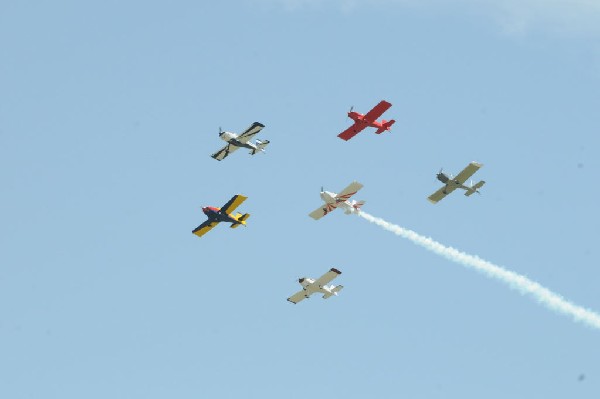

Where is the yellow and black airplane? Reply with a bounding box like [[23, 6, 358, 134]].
[[192, 194, 250, 238]]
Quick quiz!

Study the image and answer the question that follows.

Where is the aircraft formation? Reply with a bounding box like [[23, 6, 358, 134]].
[[195, 100, 486, 303]]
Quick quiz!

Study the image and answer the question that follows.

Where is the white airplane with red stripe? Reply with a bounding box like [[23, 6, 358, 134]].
[[308, 181, 365, 220]]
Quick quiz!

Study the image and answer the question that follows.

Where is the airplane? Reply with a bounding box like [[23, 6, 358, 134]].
[[192, 194, 250, 237], [287, 268, 344, 304], [427, 161, 486, 204], [308, 181, 365, 220], [338, 100, 396, 141], [211, 122, 270, 161]]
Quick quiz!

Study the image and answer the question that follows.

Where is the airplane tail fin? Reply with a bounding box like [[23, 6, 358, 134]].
[[231, 213, 250, 228], [250, 139, 270, 155], [323, 285, 344, 299], [375, 119, 396, 134], [353, 200, 366, 211], [345, 200, 366, 214], [465, 180, 485, 196]]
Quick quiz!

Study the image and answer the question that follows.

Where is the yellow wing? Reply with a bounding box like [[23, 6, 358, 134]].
[[192, 220, 219, 237], [220, 194, 248, 214]]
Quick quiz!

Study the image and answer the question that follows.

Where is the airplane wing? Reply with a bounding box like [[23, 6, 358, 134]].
[[313, 268, 342, 287], [336, 181, 363, 201], [427, 185, 457, 204], [453, 162, 483, 184], [362, 100, 392, 124], [287, 289, 308, 304], [338, 122, 367, 141], [236, 122, 265, 144], [220, 194, 247, 215], [308, 202, 339, 220], [192, 220, 219, 237], [211, 143, 240, 161]]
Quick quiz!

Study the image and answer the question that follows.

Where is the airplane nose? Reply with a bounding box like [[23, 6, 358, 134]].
[[298, 278, 305, 284]]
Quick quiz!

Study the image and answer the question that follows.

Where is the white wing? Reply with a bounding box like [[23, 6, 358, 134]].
[[453, 162, 483, 184], [287, 289, 309, 304], [313, 268, 341, 287], [236, 122, 265, 144], [308, 202, 339, 220], [211, 143, 240, 161], [335, 181, 363, 201], [428, 186, 456, 204]]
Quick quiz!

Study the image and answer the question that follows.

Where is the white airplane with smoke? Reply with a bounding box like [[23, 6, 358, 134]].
[[308, 181, 365, 220]]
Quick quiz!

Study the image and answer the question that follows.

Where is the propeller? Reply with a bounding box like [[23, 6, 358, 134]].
[[218, 126, 223, 135], [321, 186, 324, 193], [349, 106, 354, 113]]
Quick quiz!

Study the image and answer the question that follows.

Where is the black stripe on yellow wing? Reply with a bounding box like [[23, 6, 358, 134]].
[[192, 220, 219, 237], [220, 194, 247, 214]]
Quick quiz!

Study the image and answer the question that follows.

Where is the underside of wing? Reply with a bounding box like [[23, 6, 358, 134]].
[[362, 100, 392, 124], [336, 181, 363, 201], [338, 123, 365, 141], [308, 202, 338, 220], [428, 185, 456, 204], [237, 122, 265, 143], [453, 161, 483, 184], [314, 268, 341, 287], [211, 143, 240, 161], [192, 220, 219, 237], [287, 289, 309, 304], [220, 194, 248, 214]]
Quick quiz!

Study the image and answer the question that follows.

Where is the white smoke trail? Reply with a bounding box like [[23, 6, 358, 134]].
[[358, 211, 600, 330]]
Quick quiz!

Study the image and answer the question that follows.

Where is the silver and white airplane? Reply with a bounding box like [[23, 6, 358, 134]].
[[211, 122, 270, 161], [308, 181, 365, 220], [287, 268, 344, 304], [428, 161, 485, 204]]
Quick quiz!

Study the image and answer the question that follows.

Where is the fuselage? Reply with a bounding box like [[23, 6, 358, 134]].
[[348, 111, 387, 129], [298, 277, 336, 295], [436, 173, 470, 192], [320, 191, 356, 213], [219, 131, 258, 151], [321, 191, 364, 215], [202, 206, 237, 224]]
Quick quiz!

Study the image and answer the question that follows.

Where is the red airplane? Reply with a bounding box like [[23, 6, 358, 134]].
[[338, 100, 396, 141]]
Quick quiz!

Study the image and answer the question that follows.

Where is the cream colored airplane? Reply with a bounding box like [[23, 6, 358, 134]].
[[287, 268, 344, 304], [308, 181, 365, 220], [428, 161, 485, 204]]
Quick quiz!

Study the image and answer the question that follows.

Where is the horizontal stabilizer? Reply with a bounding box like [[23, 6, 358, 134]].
[[231, 213, 250, 228], [250, 139, 270, 155], [353, 200, 365, 210], [322, 285, 344, 299], [375, 119, 395, 134], [465, 180, 485, 196], [239, 213, 250, 222]]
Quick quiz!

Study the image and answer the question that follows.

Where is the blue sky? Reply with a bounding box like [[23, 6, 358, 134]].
[[1, 1, 599, 398]]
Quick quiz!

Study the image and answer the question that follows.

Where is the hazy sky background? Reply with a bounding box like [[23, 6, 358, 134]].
[[1, 1, 599, 398]]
